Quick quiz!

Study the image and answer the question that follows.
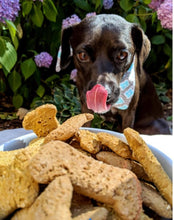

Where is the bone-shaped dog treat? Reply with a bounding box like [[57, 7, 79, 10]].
[[124, 128, 172, 206], [12, 176, 73, 220], [97, 132, 132, 158], [23, 104, 60, 137], [29, 140, 142, 220], [43, 113, 94, 143], [75, 130, 101, 154], [73, 207, 108, 220], [96, 151, 149, 181], [0, 147, 40, 219], [141, 182, 172, 219]]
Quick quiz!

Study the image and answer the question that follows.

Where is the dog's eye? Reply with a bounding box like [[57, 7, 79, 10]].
[[117, 50, 128, 61], [77, 52, 90, 62]]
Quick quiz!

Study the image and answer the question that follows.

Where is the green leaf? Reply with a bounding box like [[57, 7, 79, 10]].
[[21, 58, 36, 80], [0, 41, 17, 74], [163, 44, 172, 56], [31, 5, 44, 27], [6, 20, 17, 43], [13, 35, 19, 50], [165, 32, 172, 40], [36, 85, 45, 97], [8, 70, 22, 93], [22, 0, 33, 16], [160, 95, 170, 103], [73, 0, 92, 11], [139, 19, 147, 32], [119, 0, 134, 12], [138, 6, 147, 20], [43, 0, 58, 22], [45, 74, 59, 83], [0, 37, 6, 56], [151, 35, 165, 45], [126, 14, 139, 23], [12, 94, 23, 109], [94, 0, 103, 10], [17, 24, 23, 39], [143, 0, 151, 4]]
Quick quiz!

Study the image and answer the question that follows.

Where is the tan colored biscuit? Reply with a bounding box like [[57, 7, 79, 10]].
[[76, 130, 101, 154], [141, 181, 172, 218], [0, 149, 20, 172], [44, 113, 94, 143], [97, 132, 132, 158], [124, 128, 172, 206], [72, 207, 108, 220], [96, 151, 149, 181], [0, 146, 40, 219], [12, 175, 73, 220], [28, 137, 45, 147], [71, 192, 94, 217], [96, 151, 132, 169], [0, 137, 43, 175], [22, 104, 59, 137], [29, 140, 142, 220]]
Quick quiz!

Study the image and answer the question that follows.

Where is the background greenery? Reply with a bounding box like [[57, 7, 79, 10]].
[[0, 0, 172, 127]]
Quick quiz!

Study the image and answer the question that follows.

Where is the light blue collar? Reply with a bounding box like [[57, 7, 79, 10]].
[[113, 60, 135, 110]]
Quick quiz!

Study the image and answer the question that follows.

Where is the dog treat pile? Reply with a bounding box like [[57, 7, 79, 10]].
[[0, 104, 172, 220]]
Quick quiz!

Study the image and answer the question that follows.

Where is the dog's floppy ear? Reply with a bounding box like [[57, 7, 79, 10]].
[[59, 27, 73, 70], [131, 25, 151, 64]]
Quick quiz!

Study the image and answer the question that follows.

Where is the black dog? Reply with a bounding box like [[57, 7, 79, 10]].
[[59, 14, 170, 134]]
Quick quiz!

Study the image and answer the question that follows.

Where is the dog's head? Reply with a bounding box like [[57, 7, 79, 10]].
[[59, 14, 150, 113]]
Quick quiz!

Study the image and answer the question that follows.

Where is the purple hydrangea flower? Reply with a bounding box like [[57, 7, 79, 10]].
[[103, 0, 114, 9], [157, 0, 172, 30], [86, 12, 96, 18], [34, 52, 53, 68], [148, 0, 164, 10], [70, 69, 77, 82], [0, 0, 20, 23], [62, 14, 81, 29]]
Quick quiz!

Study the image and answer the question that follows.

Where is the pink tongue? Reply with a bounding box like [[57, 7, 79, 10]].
[[86, 84, 111, 113]]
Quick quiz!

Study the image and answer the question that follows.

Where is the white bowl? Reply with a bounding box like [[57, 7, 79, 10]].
[[0, 128, 172, 180]]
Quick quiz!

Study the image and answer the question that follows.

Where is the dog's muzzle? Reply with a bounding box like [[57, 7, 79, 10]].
[[86, 60, 135, 113]]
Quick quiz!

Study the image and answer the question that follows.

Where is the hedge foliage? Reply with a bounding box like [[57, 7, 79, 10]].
[[0, 0, 172, 123]]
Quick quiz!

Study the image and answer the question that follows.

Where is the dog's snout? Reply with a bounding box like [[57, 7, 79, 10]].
[[96, 73, 120, 105], [106, 86, 120, 105]]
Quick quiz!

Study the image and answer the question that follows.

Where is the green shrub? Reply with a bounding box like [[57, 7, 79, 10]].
[[0, 0, 172, 116]]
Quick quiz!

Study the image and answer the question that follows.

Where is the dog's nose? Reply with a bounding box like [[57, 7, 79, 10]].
[[106, 87, 120, 105]]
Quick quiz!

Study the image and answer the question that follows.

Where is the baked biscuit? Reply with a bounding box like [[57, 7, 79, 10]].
[[97, 132, 132, 158], [141, 181, 172, 218], [12, 176, 73, 220], [0, 149, 20, 172], [124, 128, 172, 206], [44, 113, 94, 143], [72, 207, 108, 220], [0, 146, 40, 219], [23, 104, 59, 137], [96, 151, 149, 181], [71, 192, 94, 217], [29, 140, 142, 220], [76, 130, 101, 154]]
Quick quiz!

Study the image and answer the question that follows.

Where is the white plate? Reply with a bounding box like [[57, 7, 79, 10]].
[[0, 128, 172, 180]]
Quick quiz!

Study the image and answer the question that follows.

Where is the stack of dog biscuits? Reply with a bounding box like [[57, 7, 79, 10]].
[[0, 104, 172, 220]]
